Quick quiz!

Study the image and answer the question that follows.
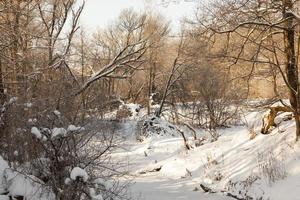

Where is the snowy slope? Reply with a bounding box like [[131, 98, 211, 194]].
[[113, 109, 300, 200], [0, 156, 54, 200], [1, 106, 300, 200]]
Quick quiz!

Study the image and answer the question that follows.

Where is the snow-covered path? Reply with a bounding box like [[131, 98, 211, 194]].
[[130, 175, 231, 200]]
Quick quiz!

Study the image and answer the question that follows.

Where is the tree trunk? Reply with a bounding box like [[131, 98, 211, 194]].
[[148, 60, 156, 115], [295, 116, 300, 141], [156, 57, 178, 117], [0, 59, 5, 102], [147, 62, 153, 115], [0, 58, 7, 142], [283, 0, 300, 141], [156, 81, 169, 117]]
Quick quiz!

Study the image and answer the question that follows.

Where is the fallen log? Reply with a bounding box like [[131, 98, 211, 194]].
[[183, 122, 197, 140], [199, 184, 216, 193], [138, 166, 162, 174], [175, 126, 192, 150], [225, 193, 245, 200]]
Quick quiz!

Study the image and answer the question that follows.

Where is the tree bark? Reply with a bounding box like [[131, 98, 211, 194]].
[[283, 0, 300, 141]]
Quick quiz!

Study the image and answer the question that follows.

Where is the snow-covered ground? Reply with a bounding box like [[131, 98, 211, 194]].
[[1, 104, 300, 199], [111, 109, 300, 200], [130, 175, 231, 200]]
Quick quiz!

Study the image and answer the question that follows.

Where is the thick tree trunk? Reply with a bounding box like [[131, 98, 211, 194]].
[[283, 0, 300, 141], [0, 58, 6, 142], [0, 59, 4, 102], [295, 116, 300, 141]]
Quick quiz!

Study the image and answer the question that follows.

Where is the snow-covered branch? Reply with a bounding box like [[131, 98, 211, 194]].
[[75, 36, 149, 95]]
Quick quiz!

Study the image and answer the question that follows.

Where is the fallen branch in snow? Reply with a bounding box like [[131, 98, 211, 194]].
[[200, 184, 249, 200], [195, 137, 206, 147], [183, 122, 197, 140], [206, 129, 219, 142], [138, 166, 162, 174], [199, 184, 216, 193], [176, 127, 192, 150], [185, 168, 192, 177], [224, 193, 245, 200], [183, 124, 206, 146]]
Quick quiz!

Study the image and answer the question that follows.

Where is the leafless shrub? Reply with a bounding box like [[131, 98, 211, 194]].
[[116, 106, 132, 120], [225, 174, 263, 200], [257, 149, 287, 185], [135, 116, 177, 141], [202, 154, 223, 182], [191, 66, 242, 131], [18, 111, 130, 200]]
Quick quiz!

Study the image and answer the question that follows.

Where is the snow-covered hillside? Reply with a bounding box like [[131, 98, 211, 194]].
[[1, 106, 300, 200], [112, 108, 300, 200]]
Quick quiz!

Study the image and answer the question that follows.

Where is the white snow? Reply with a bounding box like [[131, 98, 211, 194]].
[[70, 167, 89, 182], [24, 102, 32, 108], [8, 97, 17, 104], [4, 169, 54, 200], [89, 188, 103, 200], [0, 160, 55, 200], [0, 195, 9, 200], [28, 118, 37, 124], [51, 127, 67, 139], [64, 178, 71, 185], [110, 107, 300, 200], [0, 156, 9, 194], [53, 110, 61, 116], [92, 194, 103, 200], [67, 125, 83, 132], [125, 103, 141, 119], [31, 127, 42, 139], [118, 103, 142, 120], [94, 177, 106, 186], [2, 102, 300, 200]]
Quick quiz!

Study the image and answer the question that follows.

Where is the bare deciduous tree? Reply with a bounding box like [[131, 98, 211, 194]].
[[195, 0, 300, 141], [75, 9, 152, 96], [155, 33, 188, 117]]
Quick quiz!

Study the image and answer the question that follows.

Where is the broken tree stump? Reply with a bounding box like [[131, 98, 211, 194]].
[[261, 106, 293, 134]]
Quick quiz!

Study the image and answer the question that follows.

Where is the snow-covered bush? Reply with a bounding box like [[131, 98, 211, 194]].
[[135, 116, 178, 141], [116, 106, 132, 120], [116, 103, 141, 120], [0, 110, 128, 200], [0, 155, 54, 200]]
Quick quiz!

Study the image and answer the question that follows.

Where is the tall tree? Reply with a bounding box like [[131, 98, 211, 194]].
[[195, 0, 300, 141]]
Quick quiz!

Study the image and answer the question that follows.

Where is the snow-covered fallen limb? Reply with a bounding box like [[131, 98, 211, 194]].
[[138, 166, 162, 174]]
